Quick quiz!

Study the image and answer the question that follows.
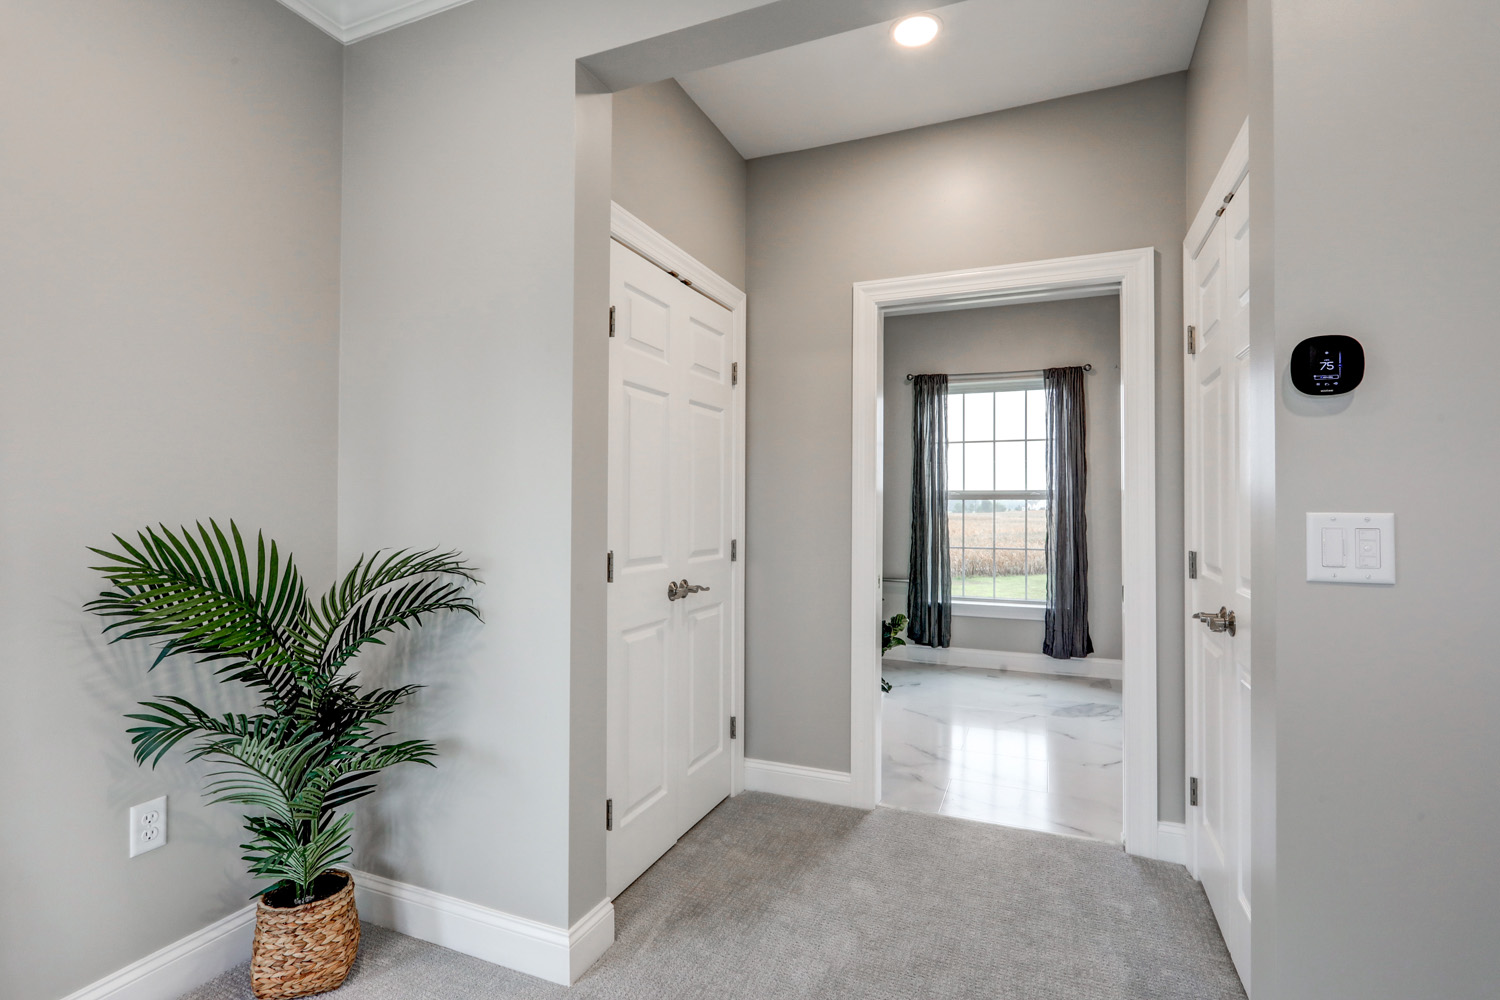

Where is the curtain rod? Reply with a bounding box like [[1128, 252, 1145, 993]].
[[905, 364, 1091, 382]]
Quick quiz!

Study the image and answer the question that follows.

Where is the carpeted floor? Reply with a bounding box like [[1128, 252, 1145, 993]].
[[182, 792, 1245, 1000]]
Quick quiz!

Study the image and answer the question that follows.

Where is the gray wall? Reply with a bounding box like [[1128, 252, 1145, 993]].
[[337, 0, 955, 932], [1251, 1, 1500, 995], [745, 74, 1188, 819], [1185, 0, 1247, 222], [0, 3, 343, 999], [881, 298, 1123, 658], [612, 79, 748, 289]]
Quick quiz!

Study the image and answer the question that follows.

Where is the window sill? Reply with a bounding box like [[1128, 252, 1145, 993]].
[[953, 599, 1046, 621]]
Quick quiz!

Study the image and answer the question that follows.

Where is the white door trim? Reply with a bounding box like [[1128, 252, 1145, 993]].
[[609, 202, 746, 797], [850, 247, 1162, 859], [1183, 118, 1250, 882]]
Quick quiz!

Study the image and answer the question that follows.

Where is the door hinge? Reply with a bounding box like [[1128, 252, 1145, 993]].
[[606, 550, 614, 583], [1223, 191, 1235, 205], [731, 539, 737, 562], [1188, 551, 1198, 579], [729, 716, 737, 740], [605, 798, 613, 831], [1187, 325, 1196, 355], [732, 361, 739, 386], [1190, 777, 1200, 807], [608, 305, 616, 338]]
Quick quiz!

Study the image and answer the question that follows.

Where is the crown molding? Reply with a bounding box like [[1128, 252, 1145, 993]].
[[275, 0, 478, 44]]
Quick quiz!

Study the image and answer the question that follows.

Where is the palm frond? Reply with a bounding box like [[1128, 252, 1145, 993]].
[[320, 576, 480, 677], [86, 521, 314, 706], [301, 548, 479, 676], [124, 696, 265, 767], [242, 814, 354, 903], [287, 735, 438, 822], [195, 722, 328, 825]]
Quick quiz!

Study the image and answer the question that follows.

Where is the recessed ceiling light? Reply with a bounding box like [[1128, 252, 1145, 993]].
[[892, 13, 941, 48]]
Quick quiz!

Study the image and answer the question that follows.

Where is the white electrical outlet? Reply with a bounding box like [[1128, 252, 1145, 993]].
[[129, 795, 167, 857]]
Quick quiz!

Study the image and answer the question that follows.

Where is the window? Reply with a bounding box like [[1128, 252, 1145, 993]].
[[946, 379, 1048, 603]]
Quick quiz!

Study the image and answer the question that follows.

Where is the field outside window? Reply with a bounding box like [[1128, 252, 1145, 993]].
[[946, 381, 1049, 603]]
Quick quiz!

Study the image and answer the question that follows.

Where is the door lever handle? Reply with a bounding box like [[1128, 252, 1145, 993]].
[[1192, 606, 1237, 637], [667, 579, 711, 601]]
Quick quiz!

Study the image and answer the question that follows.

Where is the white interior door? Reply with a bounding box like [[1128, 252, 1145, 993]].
[[607, 239, 735, 897], [1185, 178, 1252, 989]]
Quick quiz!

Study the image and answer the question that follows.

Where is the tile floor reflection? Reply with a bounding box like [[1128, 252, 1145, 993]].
[[880, 662, 1123, 843]]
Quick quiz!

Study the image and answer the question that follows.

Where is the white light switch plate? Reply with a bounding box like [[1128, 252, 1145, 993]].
[[1306, 513, 1395, 584]]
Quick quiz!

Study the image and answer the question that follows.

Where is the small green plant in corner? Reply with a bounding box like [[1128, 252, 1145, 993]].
[[85, 520, 480, 908], [881, 613, 909, 693]]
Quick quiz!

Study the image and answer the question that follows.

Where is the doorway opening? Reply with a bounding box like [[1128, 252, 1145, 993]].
[[849, 249, 1172, 860], [880, 295, 1125, 842]]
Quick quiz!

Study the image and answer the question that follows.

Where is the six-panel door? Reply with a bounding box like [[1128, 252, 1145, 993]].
[[1187, 179, 1252, 989], [607, 240, 734, 897]]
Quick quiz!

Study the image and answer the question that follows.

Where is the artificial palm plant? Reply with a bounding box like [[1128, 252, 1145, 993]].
[[86, 520, 479, 907]]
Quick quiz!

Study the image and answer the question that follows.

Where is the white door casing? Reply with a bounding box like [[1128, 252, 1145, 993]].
[[606, 234, 738, 898], [1184, 120, 1251, 992], [849, 248, 1161, 859]]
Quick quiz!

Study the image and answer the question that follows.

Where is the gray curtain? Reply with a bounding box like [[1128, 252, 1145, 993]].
[[1043, 366, 1093, 659], [906, 374, 951, 648]]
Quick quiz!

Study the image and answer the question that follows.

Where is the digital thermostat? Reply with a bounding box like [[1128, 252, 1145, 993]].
[[1291, 335, 1364, 395]]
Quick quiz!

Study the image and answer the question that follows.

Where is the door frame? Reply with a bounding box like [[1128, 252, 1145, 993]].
[[610, 201, 747, 797], [849, 247, 1165, 859], [1182, 118, 1250, 879]]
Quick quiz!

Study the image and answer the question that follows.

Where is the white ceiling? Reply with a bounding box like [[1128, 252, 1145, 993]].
[[275, 0, 475, 43], [677, 0, 1210, 159]]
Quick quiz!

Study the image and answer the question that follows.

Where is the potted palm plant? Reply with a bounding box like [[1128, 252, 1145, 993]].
[[86, 521, 479, 999]]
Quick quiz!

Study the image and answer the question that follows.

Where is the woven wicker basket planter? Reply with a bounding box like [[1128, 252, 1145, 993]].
[[250, 871, 360, 999]]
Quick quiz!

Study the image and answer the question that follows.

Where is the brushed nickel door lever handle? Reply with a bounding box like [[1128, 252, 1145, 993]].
[[1192, 606, 1237, 636], [667, 579, 711, 601]]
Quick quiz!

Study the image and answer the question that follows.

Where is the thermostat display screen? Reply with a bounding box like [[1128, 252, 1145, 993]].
[[1291, 335, 1364, 395], [1312, 349, 1341, 382]]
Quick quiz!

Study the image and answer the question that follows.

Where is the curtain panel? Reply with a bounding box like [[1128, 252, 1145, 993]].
[[1042, 366, 1093, 659], [906, 374, 951, 648]]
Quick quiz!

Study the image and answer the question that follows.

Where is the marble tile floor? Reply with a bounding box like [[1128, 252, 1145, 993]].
[[881, 661, 1124, 843]]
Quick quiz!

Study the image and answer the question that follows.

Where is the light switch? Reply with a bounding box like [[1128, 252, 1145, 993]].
[[1307, 513, 1395, 584], [1320, 528, 1346, 568]]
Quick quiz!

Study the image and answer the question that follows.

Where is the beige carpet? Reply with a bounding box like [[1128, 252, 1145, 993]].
[[182, 792, 1245, 999]]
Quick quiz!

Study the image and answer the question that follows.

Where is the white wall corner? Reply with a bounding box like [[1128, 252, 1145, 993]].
[[1155, 821, 1187, 866], [350, 869, 614, 986], [59, 904, 255, 1000], [743, 758, 854, 807]]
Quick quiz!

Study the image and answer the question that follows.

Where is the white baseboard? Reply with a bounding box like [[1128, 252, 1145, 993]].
[[743, 758, 854, 806], [884, 643, 1123, 682], [1155, 821, 1187, 865], [60, 904, 255, 1000], [349, 868, 613, 986]]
